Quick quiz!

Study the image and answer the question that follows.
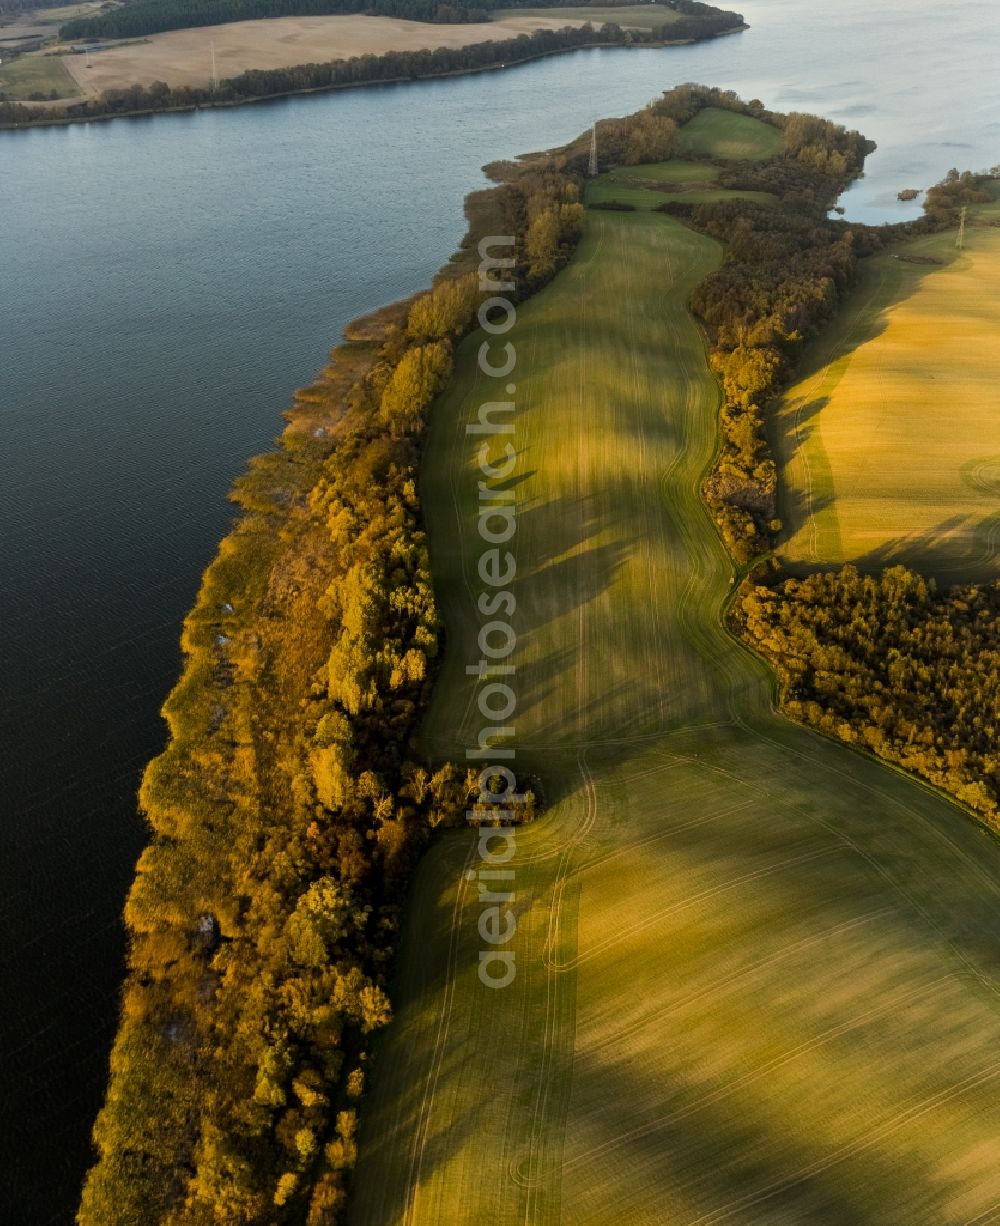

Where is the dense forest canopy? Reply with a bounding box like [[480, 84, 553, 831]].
[[737, 566, 1000, 830], [923, 165, 994, 223], [61, 0, 490, 38]]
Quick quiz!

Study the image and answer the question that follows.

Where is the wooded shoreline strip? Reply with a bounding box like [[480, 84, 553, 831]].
[[77, 99, 592, 1222]]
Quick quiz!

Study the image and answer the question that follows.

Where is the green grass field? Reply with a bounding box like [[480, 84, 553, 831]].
[[496, 4, 681, 30], [591, 156, 774, 210], [349, 209, 1000, 1225], [30, 1, 104, 24], [0, 53, 76, 100], [609, 158, 721, 184], [775, 223, 1000, 580], [676, 106, 784, 161], [588, 175, 774, 209]]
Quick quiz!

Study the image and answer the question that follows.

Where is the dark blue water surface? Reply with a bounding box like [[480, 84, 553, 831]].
[[2, 0, 999, 1218]]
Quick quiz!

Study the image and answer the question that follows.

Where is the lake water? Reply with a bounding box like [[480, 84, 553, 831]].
[[2, 0, 999, 1218]]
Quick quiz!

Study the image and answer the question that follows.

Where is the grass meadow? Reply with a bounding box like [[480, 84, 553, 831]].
[[349, 188, 1000, 1224], [595, 148, 777, 209], [609, 159, 722, 183], [588, 175, 775, 209], [0, 52, 76, 100], [775, 223, 1000, 580], [496, 5, 683, 30], [676, 106, 783, 161]]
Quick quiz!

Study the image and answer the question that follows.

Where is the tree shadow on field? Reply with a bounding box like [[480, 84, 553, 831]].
[[515, 487, 634, 594], [769, 246, 961, 549], [851, 512, 1000, 585], [549, 736, 1000, 1219], [778, 512, 1000, 586], [505, 308, 684, 400], [454, 438, 535, 485], [786, 245, 956, 393], [560, 1035, 968, 1224], [777, 485, 838, 553], [461, 456, 537, 497], [353, 723, 1000, 1226], [770, 389, 843, 550], [508, 488, 643, 742]]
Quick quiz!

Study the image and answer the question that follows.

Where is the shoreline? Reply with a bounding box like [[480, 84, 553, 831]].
[[77, 95, 593, 1218], [0, 22, 747, 131]]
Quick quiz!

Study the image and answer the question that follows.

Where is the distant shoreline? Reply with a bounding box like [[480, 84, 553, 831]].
[[0, 19, 747, 131]]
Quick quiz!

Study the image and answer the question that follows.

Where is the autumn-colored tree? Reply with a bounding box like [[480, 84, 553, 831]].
[[623, 109, 677, 165], [737, 564, 1000, 831], [379, 340, 452, 437], [407, 273, 478, 341]]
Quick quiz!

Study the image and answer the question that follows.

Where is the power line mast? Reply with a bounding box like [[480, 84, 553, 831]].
[[957, 205, 967, 249], [588, 123, 598, 177], [210, 39, 218, 92]]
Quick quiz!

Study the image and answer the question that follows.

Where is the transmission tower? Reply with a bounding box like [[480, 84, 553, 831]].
[[210, 39, 218, 92], [957, 205, 967, 249], [588, 124, 598, 177]]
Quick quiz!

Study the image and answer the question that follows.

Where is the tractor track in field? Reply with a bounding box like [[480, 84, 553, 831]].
[[683, 1056, 1000, 1226], [400, 838, 478, 1226], [563, 973, 958, 1174]]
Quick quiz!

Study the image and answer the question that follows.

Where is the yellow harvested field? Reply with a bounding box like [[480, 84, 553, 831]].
[[58, 12, 600, 94], [777, 227, 1000, 581]]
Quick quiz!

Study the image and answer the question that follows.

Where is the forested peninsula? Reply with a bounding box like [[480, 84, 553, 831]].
[[0, 1, 743, 128], [78, 104, 591, 1223], [80, 86, 1000, 1223]]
